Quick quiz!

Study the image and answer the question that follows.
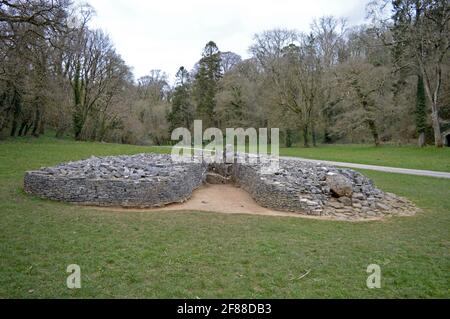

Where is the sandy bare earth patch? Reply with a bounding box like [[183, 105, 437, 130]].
[[92, 184, 383, 222]]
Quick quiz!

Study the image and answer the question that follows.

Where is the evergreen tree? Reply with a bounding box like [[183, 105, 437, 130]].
[[167, 67, 192, 132], [416, 74, 427, 147], [193, 41, 222, 127]]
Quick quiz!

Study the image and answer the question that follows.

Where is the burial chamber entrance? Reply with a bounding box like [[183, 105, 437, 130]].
[[24, 153, 419, 221]]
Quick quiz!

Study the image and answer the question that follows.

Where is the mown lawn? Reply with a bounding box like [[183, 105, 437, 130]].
[[280, 144, 450, 172], [0, 136, 449, 298]]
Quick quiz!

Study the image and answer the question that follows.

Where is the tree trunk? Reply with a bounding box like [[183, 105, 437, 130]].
[[39, 119, 45, 135], [18, 121, 27, 136], [24, 124, 32, 136], [73, 109, 86, 141], [418, 132, 425, 147], [72, 63, 84, 141], [419, 62, 443, 148], [367, 120, 380, 147], [10, 118, 18, 137], [0, 116, 5, 133], [431, 109, 442, 148], [285, 129, 293, 148], [31, 107, 41, 137], [303, 125, 310, 148], [312, 124, 317, 147], [10, 89, 21, 137]]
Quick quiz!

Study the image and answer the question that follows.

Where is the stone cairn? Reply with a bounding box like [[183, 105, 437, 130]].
[[24, 153, 419, 220], [24, 154, 207, 208]]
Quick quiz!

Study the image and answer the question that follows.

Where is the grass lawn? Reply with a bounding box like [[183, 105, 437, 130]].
[[280, 144, 450, 172], [0, 136, 449, 298]]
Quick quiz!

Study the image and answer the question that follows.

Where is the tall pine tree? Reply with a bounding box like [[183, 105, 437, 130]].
[[193, 41, 222, 127], [167, 66, 192, 132]]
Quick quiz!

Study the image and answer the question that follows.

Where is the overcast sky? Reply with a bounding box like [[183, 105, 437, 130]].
[[87, 0, 372, 82]]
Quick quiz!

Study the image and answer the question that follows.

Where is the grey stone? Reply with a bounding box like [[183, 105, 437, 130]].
[[328, 200, 344, 209], [376, 202, 391, 211], [352, 193, 365, 200], [326, 174, 353, 197], [352, 203, 362, 209], [206, 172, 230, 185], [338, 196, 352, 206]]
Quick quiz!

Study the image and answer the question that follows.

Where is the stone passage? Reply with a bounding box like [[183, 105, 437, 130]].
[[24, 153, 419, 220]]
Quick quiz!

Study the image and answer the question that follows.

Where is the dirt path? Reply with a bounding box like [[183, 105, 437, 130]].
[[95, 184, 382, 222]]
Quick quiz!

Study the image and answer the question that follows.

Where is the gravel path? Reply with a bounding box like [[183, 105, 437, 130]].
[[282, 157, 450, 179]]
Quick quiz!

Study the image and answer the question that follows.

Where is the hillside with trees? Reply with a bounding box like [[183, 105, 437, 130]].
[[1, 0, 449, 147]]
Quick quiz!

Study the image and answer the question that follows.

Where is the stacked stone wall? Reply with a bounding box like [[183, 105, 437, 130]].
[[24, 153, 419, 220]]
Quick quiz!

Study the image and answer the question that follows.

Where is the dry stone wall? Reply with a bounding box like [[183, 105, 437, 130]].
[[24, 153, 419, 220], [24, 154, 207, 208], [232, 159, 418, 220]]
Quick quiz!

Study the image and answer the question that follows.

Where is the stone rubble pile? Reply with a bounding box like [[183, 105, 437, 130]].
[[40, 154, 194, 180], [24, 153, 419, 220], [232, 159, 418, 220]]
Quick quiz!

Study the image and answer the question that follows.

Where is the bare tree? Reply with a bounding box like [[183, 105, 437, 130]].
[[220, 51, 242, 74], [369, 0, 450, 147], [250, 29, 323, 147], [311, 16, 347, 143], [334, 59, 390, 146], [68, 28, 131, 140]]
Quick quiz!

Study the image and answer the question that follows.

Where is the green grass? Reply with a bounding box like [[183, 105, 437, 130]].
[[280, 144, 450, 172], [0, 136, 449, 298]]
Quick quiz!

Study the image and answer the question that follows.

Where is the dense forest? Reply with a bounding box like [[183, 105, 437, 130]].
[[1, 0, 449, 147]]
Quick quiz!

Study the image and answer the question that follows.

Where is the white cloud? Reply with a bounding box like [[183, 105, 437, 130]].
[[87, 0, 371, 82]]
